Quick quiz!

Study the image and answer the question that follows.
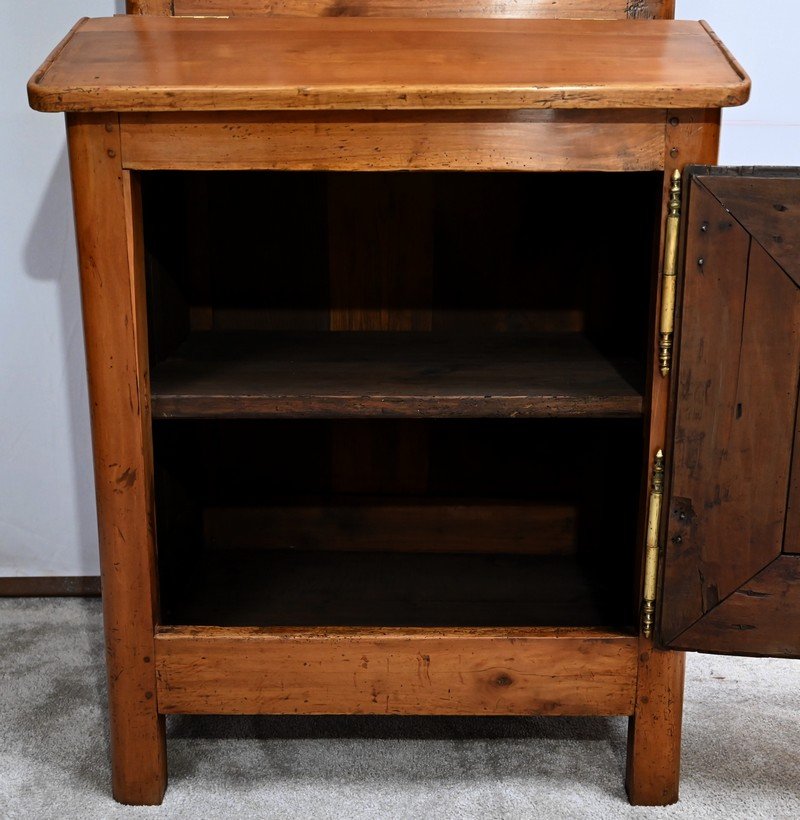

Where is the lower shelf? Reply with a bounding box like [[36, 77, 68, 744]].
[[154, 625, 639, 717], [161, 551, 629, 628]]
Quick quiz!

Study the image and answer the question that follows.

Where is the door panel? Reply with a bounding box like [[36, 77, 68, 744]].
[[667, 556, 800, 658], [660, 167, 800, 657], [699, 172, 800, 286]]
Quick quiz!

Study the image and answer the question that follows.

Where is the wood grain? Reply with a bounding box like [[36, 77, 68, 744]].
[[659, 167, 800, 658], [624, 112, 720, 807], [700, 171, 800, 287], [170, 0, 674, 20], [28, 17, 749, 113], [660, 180, 750, 639], [66, 114, 166, 805], [668, 556, 800, 658], [327, 173, 432, 498], [639, 112, 720, 630], [328, 174, 433, 331], [626, 646, 685, 805], [119, 111, 665, 172], [155, 626, 639, 715], [662, 199, 800, 643], [647, 109, 721, 476], [149, 331, 644, 419]]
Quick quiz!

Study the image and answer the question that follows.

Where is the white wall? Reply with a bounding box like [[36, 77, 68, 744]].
[[677, 0, 800, 164], [0, 0, 122, 576], [1, 2, 798, 577]]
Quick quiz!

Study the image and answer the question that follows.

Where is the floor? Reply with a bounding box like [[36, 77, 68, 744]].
[[1, 598, 798, 819]]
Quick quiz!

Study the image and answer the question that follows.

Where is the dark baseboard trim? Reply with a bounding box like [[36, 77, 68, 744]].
[[0, 576, 101, 597]]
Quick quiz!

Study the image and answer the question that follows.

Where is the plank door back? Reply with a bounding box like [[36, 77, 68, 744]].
[[660, 167, 800, 658], [127, 1, 675, 19]]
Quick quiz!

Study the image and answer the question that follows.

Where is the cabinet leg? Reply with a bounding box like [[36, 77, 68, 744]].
[[107, 664, 167, 805], [625, 645, 685, 806], [67, 113, 168, 804]]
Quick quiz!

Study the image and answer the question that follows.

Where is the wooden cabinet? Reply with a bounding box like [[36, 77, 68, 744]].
[[27, 1, 797, 808]]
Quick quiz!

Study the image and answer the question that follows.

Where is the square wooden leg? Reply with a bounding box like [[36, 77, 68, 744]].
[[625, 644, 685, 806], [106, 664, 167, 805], [67, 112, 168, 804]]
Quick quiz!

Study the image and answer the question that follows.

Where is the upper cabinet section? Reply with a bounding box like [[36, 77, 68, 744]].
[[28, 17, 749, 113]]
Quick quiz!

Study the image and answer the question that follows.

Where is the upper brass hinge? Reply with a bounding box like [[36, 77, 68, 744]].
[[659, 170, 682, 377], [641, 449, 665, 638]]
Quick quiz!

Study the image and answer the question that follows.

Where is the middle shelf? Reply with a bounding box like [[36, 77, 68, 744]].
[[150, 331, 643, 419]]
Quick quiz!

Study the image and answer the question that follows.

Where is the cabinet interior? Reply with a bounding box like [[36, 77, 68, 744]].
[[143, 170, 662, 630]]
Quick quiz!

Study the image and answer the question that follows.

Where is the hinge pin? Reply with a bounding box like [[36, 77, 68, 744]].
[[659, 171, 682, 377], [642, 450, 665, 638]]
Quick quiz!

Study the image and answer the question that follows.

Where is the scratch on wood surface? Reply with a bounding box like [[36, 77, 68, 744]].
[[417, 653, 431, 685], [116, 466, 137, 487], [739, 588, 770, 598]]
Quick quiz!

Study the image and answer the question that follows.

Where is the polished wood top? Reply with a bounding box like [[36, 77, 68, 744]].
[[29, 16, 749, 113]]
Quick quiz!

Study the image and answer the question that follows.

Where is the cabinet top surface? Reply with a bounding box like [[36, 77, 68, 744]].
[[29, 16, 749, 113]]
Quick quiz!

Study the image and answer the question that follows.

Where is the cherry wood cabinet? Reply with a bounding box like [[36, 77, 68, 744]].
[[28, 0, 798, 807]]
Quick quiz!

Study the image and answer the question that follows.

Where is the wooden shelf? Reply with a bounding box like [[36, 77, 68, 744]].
[[162, 551, 629, 629], [29, 17, 749, 113], [150, 331, 643, 419]]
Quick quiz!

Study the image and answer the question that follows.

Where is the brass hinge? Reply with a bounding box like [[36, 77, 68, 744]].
[[659, 170, 682, 377], [641, 449, 665, 638]]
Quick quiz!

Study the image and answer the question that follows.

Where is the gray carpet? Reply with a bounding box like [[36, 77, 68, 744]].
[[1, 599, 798, 819]]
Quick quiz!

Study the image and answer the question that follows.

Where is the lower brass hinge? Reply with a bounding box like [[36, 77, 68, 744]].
[[659, 171, 682, 377], [641, 450, 665, 638]]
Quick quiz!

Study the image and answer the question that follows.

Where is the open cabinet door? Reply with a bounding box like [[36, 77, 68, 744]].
[[659, 167, 800, 658]]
